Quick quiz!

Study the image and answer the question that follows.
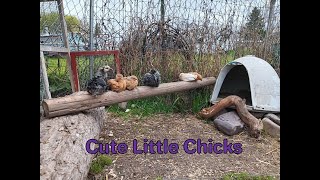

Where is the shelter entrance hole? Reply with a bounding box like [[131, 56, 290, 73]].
[[218, 65, 252, 106]]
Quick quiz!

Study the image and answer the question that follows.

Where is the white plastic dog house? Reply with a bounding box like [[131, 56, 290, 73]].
[[210, 55, 280, 112]]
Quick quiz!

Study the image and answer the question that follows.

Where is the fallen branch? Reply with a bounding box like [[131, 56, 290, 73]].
[[198, 95, 263, 138]]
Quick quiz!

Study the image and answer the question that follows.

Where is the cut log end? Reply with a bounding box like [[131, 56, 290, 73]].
[[42, 101, 49, 117], [40, 107, 106, 179]]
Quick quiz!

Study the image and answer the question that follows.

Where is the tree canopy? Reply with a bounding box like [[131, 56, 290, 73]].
[[241, 7, 266, 41], [40, 12, 80, 34]]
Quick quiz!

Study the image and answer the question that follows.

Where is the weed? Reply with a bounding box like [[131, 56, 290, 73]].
[[222, 172, 276, 180], [89, 155, 113, 175]]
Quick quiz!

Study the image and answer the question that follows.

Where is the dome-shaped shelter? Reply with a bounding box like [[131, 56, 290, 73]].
[[210, 55, 280, 112]]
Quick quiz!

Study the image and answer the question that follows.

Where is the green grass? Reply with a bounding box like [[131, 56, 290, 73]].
[[107, 96, 175, 120], [155, 176, 163, 180], [107, 88, 212, 119], [89, 155, 113, 175], [191, 89, 212, 113], [222, 172, 276, 180], [43, 55, 115, 98], [46, 57, 67, 75]]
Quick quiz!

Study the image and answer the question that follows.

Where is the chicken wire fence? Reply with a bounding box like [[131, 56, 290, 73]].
[[40, 0, 280, 102]]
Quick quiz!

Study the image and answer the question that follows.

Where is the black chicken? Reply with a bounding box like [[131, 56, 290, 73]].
[[86, 65, 113, 96], [86, 76, 107, 96], [142, 69, 161, 87]]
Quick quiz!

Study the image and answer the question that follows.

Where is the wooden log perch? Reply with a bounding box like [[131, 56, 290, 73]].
[[199, 95, 263, 138], [40, 106, 105, 180], [43, 77, 216, 118]]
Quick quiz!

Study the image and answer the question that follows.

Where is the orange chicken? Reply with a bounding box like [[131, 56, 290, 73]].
[[190, 72, 202, 81], [124, 75, 138, 90], [107, 74, 127, 92]]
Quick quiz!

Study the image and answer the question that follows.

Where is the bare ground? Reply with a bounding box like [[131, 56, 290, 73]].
[[88, 112, 280, 180]]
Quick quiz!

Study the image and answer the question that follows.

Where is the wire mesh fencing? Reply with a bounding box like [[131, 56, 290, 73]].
[[40, 0, 64, 49], [62, 0, 280, 77], [40, 0, 280, 101], [45, 56, 73, 98]]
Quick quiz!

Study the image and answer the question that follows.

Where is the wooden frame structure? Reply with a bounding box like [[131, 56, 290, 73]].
[[70, 50, 121, 92], [40, 0, 78, 100]]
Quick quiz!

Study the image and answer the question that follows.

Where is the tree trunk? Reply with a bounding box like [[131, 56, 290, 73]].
[[43, 77, 216, 118], [199, 95, 263, 138], [40, 106, 105, 180]]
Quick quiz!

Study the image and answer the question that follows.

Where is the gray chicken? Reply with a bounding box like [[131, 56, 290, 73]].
[[142, 69, 161, 87], [95, 65, 114, 81], [98, 65, 115, 90], [86, 65, 114, 96]]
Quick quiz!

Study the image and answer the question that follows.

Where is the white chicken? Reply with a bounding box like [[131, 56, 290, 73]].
[[179, 72, 203, 82]]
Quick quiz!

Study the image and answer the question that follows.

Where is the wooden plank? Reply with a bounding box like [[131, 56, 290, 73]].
[[40, 45, 69, 53], [42, 77, 216, 118], [40, 51, 52, 99], [57, 0, 78, 92]]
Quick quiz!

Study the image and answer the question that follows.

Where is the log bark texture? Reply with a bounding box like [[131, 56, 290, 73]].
[[40, 106, 105, 180], [199, 95, 263, 138], [43, 77, 216, 118]]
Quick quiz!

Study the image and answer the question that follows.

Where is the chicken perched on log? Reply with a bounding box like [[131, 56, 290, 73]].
[[86, 76, 107, 96], [124, 75, 138, 90], [142, 69, 161, 87], [107, 74, 127, 92], [105, 66, 116, 81], [96, 65, 115, 90], [94, 65, 114, 81], [86, 66, 113, 96], [179, 72, 203, 82]]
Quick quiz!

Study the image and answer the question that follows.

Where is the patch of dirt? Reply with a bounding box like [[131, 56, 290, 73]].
[[89, 112, 280, 180]]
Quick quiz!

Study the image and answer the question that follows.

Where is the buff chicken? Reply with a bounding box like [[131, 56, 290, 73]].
[[179, 72, 203, 82], [124, 75, 138, 90], [107, 74, 127, 93]]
